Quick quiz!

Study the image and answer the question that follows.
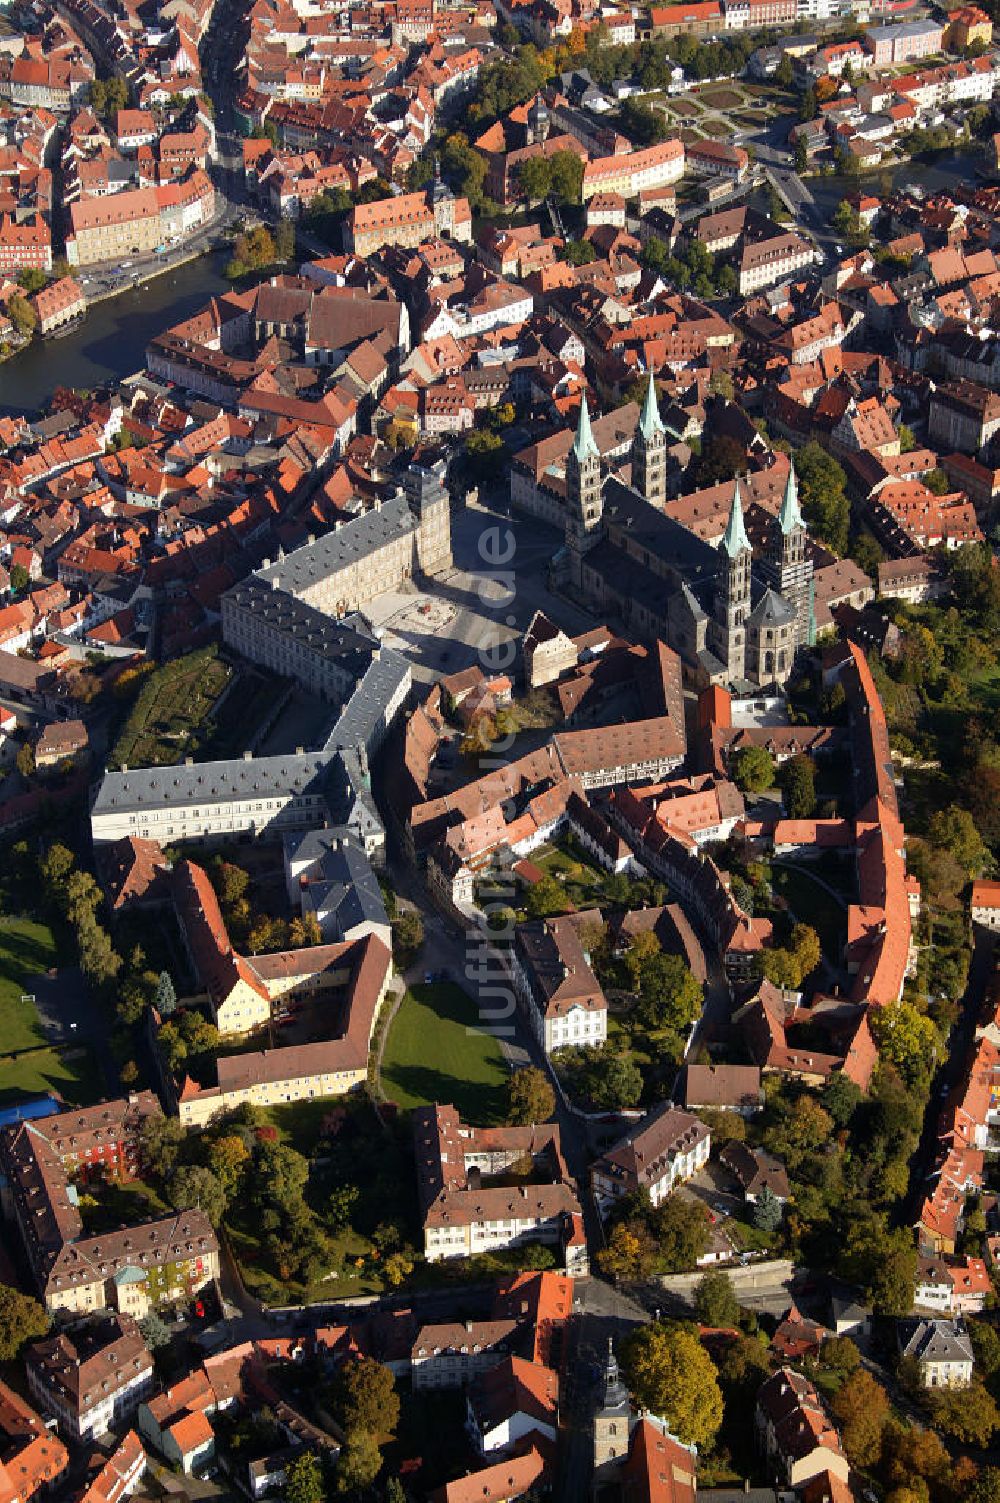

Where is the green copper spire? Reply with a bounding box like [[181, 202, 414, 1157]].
[[779, 460, 804, 535], [572, 390, 599, 463], [722, 478, 750, 558], [639, 368, 664, 441]]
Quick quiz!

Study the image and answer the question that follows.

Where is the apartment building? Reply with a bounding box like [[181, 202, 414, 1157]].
[[581, 139, 684, 202], [590, 1104, 711, 1212], [739, 230, 815, 295], [347, 183, 471, 255], [31, 277, 86, 335], [928, 379, 1000, 455], [414, 1105, 589, 1275], [510, 914, 608, 1053], [0, 1383, 69, 1503], [685, 139, 750, 181], [756, 1369, 850, 1488], [971, 880, 1000, 930], [0, 1095, 220, 1314], [65, 171, 214, 266], [897, 1318, 974, 1388], [174, 932, 393, 1126], [26, 1315, 154, 1442], [865, 19, 943, 65]]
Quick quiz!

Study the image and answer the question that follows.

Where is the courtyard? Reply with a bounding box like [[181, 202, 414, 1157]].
[[380, 982, 509, 1123]]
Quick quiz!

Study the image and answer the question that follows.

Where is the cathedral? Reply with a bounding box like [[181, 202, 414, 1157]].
[[563, 374, 815, 689]]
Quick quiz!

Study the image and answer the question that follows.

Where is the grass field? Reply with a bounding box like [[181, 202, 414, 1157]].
[[381, 983, 508, 1123], [772, 864, 846, 963], [0, 916, 58, 1052], [533, 839, 607, 910], [108, 645, 232, 770], [0, 1045, 101, 1106]]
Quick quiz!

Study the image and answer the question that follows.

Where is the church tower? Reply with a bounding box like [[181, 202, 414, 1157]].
[[566, 392, 603, 590], [526, 95, 550, 146], [593, 1339, 632, 1487], [762, 461, 813, 650], [632, 369, 667, 509], [711, 478, 751, 684]]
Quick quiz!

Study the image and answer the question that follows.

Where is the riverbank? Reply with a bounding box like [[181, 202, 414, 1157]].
[[0, 249, 232, 416]]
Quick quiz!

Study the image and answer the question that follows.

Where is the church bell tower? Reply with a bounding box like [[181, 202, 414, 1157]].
[[632, 368, 667, 509], [566, 391, 603, 590]]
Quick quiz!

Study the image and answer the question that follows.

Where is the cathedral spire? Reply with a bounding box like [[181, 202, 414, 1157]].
[[639, 368, 664, 441], [722, 478, 750, 557], [779, 460, 804, 535], [572, 390, 598, 464]]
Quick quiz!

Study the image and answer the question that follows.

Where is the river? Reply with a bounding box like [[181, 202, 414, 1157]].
[[0, 148, 982, 418], [0, 250, 232, 417]]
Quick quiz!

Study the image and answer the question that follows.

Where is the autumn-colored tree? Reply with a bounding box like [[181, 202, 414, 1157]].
[[506, 1067, 555, 1125], [597, 1220, 656, 1282], [621, 1325, 723, 1448], [830, 1370, 889, 1468]]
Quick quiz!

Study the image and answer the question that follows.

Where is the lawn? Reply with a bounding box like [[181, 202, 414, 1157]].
[[108, 645, 233, 770], [772, 863, 847, 962], [532, 838, 607, 910], [381, 983, 508, 1123], [0, 916, 59, 1052], [0, 1044, 102, 1107]]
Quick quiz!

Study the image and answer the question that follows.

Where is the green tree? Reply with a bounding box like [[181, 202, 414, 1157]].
[[140, 1113, 184, 1179], [559, 239, 597, 265], [330, 1358, 399, 1439], [898, 423, 916, 453], [652, 1193, 710, 1272], [154, 971, 177, 1017], [335, 1432, 380, 1495], [869, 1003, 937, 1088], [693, 1271, 739, 1327], [392, 911, 424, 957], [928, 804, 987, 877], [590, 1048, 643, 1109], [169, 1164, 227, 1225], [507, 1066, 555, 1125], [9, 563, 27, 593], [0, 1283, 48, 1360], [868, 1233, 917, 1317], [778, 754, 816, 818], [931, 1382, 998, 1446], [138, 1311, 172, 1349], [794, 440, 849, 554], [518, 155, 551, 200], [731, 745, 775, 794], [753, 1184, 783, 1232], [17, 268, 46, 294], [524, 873, 568, 918], [821, 1336, 861, 1374], [15, 740, 34, 779], [285, 1451, 325, 1503], [636, 952, 701, 1034], [549, 149, 584, 204], [621, 1325, 723, 1448], [463, 429, 503, 484], [822, 1073, 861, 1127], [9, 293, 39, 339]]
